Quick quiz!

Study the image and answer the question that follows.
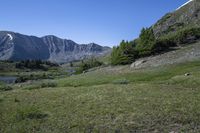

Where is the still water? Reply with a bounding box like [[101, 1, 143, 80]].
[[0, 76, 17, 84]]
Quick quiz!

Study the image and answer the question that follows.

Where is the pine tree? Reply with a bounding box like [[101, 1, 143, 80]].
[[111, 40, 138, 65], [136, 27, 156, 56]]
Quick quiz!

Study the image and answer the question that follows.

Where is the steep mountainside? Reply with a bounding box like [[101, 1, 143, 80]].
[[129, 0, 200, 69], [0, 31, 110, 63], [153, 0, 200, 37], [131, 41, 200, 69]]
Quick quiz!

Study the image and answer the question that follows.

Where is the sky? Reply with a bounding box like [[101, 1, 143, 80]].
[[0, 0, 188, 47]]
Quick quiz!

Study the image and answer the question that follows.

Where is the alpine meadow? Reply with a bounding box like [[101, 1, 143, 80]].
[[1, 0, 200, 132]]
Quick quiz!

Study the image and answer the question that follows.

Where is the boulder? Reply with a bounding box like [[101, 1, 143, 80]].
[[184, 73, 191, 76], [130, 60, 146, 68]]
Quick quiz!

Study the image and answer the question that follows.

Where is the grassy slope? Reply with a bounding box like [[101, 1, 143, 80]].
[[0, 60, 200, 132]]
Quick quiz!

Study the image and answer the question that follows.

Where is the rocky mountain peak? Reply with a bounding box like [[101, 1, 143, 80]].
[[0, 31, 111, 63]]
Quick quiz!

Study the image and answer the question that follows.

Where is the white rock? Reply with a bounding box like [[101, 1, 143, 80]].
[[184, 73, 190, 76], [130, 60, 146, 68]]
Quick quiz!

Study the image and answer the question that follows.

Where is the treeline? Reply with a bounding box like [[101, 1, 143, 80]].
[[15, 60, 59, 70], [76, 58, 103, 74], [0, 60, 14, 63], [15, 73, 50, 83], [111, 26, 200, 65]]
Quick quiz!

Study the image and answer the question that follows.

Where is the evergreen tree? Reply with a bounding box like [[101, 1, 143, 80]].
[[136, 27, 156, 56], [70, 62, 73, 67], [111, 40, 138, 65]]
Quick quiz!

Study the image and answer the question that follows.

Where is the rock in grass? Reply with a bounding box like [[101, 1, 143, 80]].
[[184, 73, 191, 76], [131, 60, 146, 68]]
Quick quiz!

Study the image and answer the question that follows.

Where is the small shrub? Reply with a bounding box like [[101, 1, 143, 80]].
[[15, 76, 28, 83], [27, 112, 48, 120], [0, 85, 13, 91], [156, 13, 172, 26], [175, 27, 200, 45], [40, 82, 57, 88], [15, 73, 55, 83], [112, 79, 130, 85], [0, 81, 4, 86], [76, 58, 103, 73], [16, 107, 48, 121], [0, 98, 3, 103], [23, 82, 57, 90], [14, 98, 20, 103], [23, 85, 41, 90], [152, 37, 176, 53], [15, 60, 58, 70]]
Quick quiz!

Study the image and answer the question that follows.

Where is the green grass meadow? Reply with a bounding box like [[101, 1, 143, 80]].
[[0, 60, 200, 132]]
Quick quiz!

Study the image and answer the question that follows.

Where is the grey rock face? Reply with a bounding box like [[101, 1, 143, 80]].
[[0, 32, 14, 60], [130, 60, 146, 68], [0, 31, 111, 63], [152, 0, 200, 37]]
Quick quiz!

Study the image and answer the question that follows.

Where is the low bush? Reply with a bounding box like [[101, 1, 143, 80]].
[[112, 79, 130, 85], [15, 73, 52, 83], [15, 107, 48, 121], [152, 37, 176, 53], [15, 60, 59, 70], [175, 27, 200, 45], [152, 27, 200, 53], [15, 76, 28, 83], [23, 82, 57, 90], [0, 81, 4, 86], [76, 58, 103, 74], [23, 85, 41, 90], [0, 98, 3, 102], [0, 85, 13, 91], [40, 82, 57, 88]]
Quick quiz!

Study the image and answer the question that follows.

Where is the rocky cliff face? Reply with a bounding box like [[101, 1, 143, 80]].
[[42, 35, 109, 63], [152, 0, 200, 37], [0, 31, 110, 63]]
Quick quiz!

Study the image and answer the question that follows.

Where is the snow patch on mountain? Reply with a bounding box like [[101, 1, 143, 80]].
[[7, 34, 13, 41], [176, 0, 193, 10]]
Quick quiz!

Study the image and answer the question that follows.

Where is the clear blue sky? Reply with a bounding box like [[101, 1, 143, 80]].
[[0, 0, 188, 46]]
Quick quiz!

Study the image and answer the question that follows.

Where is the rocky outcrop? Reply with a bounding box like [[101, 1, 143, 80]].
[[130, 60, 146, 68], [152, 0, 200, 37], [0, 31, 111, 63]]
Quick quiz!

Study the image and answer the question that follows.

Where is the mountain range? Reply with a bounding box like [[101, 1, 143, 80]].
[[0, 31, 110, 63]]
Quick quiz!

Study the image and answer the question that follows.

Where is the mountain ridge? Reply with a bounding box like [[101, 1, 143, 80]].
[[152, 0, 200, 37], [0, 31, 111, 63], [176, 0, 194, 10]]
